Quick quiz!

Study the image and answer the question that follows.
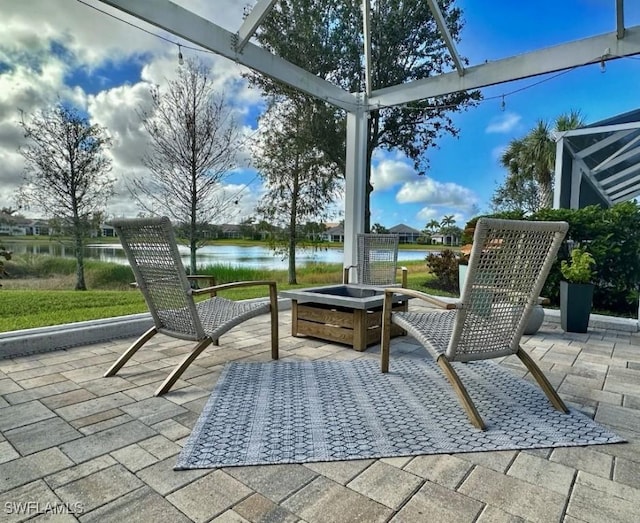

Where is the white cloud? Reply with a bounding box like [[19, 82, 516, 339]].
[[486, 112, 521, 134], [371, 156, 416, 191], [396, 177, 478, 211], [0, 0, 264, 220], [416, 207, 440, 222], [88, 82, 153, 168]]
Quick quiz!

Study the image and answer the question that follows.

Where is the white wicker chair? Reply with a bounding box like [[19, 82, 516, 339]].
[[381, 218, 569, 430], [343, 233, 408, 287], [106, 217, 279, 396]]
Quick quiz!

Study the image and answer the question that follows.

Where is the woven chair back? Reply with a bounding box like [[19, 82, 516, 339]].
[[449, 218, 568, 361], [113, 217, 205, 341], [356, 233, 400, 286]]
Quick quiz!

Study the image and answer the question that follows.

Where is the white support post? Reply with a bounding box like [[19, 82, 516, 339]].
[[343, 109, 368, 279], [553, 137, 565, 209], [570, 162, 582, 209]]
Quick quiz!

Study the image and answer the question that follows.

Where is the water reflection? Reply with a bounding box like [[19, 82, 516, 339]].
[[3, 241, 433, 270]]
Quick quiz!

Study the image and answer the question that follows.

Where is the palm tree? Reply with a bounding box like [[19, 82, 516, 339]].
[[500, 110, 584, 209], [440, 215, 455, 228], [426, 219, 440, 232]]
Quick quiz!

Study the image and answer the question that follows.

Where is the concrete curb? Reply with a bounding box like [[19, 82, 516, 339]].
[[0, 313, 155, 359], [0, 297, 293, 359], [542, 308, 638, 332]]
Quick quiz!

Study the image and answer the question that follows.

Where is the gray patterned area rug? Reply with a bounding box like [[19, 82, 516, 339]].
[[175, 358, 624, 469]]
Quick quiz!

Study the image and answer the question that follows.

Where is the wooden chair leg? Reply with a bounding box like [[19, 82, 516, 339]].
[[269, 285, 279, 360], [437, 356, 486, 430], [104, 326, 158, 377], [380, 292, 394, 373], [517, 347, 569, 413], [155, 338, 213, 396]]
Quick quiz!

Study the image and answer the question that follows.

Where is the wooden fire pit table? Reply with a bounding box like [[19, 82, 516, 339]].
[[280, 285, 409, 351]]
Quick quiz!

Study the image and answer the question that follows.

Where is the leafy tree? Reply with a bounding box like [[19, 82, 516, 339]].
[[254, 99, 342, 284], [497, 110, 584, 211], [18, 104, 114, 290], [130, 58, 243, 274], [491, 163, 540, 214], [371, 223, 389, 234], [249, 0, 480, 231]]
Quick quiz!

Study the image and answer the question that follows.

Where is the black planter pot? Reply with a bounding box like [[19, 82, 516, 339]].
[[560, 280, 594, 333]]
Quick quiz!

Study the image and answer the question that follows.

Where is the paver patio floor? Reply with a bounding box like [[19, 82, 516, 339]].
[[1, 304, 639, 522]]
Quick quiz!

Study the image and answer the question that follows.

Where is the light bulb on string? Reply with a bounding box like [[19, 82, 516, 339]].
[[500, 95, 506, 112], [178, 44, 184, 66], [600, 47, 610, 73]]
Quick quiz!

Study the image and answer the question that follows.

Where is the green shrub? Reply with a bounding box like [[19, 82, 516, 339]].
[[534, 202, 640, 314], [465, 201, 640, 316], [425, 249, 459, 293], [0, 243, 11, 284]]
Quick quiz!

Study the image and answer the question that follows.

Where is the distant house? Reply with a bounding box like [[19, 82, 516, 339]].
[[0, 223, 28, 236], [22, 220, 52, 236], [431, 232, 460, 246], [389, 224, 421, 244], [321, 224, 344, 243], [218, 224, 243, 239], [100, 224, 116, 237]]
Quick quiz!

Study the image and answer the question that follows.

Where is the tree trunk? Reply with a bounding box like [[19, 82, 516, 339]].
[[288, 166, 299, 285], [190, 239, 197, 276], [365, 113, 379, 234], [538, 180, 553, 209], [74, 229, 86, 291]]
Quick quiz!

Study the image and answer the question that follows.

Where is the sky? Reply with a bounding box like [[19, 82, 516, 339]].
[[1, 0, 640, 231]]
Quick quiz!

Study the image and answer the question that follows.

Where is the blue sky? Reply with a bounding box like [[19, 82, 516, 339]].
[[1, 1, 640, 231]]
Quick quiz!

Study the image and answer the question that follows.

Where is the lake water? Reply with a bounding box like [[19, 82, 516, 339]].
[[3, 241, 434, 271]]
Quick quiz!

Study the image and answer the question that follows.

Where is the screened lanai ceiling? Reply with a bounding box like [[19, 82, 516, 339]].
[[554, 108, 640, 209], [97, 0, 640, 267]]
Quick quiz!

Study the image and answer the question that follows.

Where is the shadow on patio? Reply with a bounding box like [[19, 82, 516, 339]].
[[0, 303, 639, 522]]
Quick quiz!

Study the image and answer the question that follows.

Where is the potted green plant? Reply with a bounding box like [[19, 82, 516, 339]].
[[560, 247, 595, 332]]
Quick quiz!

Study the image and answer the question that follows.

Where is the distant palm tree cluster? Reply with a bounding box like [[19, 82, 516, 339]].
[[419, 215, 462, 246]]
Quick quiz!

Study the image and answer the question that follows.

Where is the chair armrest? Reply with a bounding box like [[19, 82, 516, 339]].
[[193, 280, 278, 317], [187, 275, 217, 296], [192, 280, 277, 295], [187, 274, 217, 284], [383, 287, 459, 310]]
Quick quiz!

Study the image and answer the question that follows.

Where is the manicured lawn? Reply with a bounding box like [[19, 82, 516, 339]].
[[0, 259, 443, 332]]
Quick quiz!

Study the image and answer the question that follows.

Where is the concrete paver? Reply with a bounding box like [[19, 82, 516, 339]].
[[0, 308, 638, 522]]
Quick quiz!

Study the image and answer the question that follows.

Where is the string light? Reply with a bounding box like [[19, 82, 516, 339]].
[[178, 44, 184, 66], [500, 95, 506, 111]]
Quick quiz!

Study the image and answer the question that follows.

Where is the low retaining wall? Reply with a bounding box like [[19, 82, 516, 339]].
[[0, 313, 154, 359], [0, 298, 293, 358]]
